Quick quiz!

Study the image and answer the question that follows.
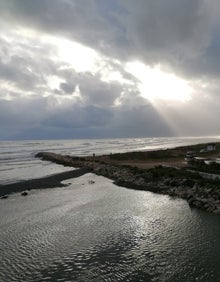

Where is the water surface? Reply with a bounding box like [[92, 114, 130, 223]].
[[0, 174, 219, 281]]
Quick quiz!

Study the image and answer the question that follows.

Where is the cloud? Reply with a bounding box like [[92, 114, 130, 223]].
[[0, 92, 174, 140], [0, 0, 115, 48], [0, 1, 217, 75], [0, 0, 219, 139]]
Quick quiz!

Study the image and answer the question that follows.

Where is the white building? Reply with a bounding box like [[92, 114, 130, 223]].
[[206, 143, 216, 151]]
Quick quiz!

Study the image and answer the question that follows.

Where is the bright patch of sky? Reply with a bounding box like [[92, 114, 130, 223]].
[[47, 35, 193, 103], [52, 37, 100, 73], [126, 62, 192, 102]]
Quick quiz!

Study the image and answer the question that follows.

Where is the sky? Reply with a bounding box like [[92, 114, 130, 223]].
[[0, 0, 220, 140]]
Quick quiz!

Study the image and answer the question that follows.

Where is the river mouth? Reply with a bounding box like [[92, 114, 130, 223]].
[[0, 173, 219, 282]]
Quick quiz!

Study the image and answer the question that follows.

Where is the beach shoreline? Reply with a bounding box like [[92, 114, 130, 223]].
[[34, 142, 220, 213], [0, 167, 91, 197], [1, 142, 220, 213]]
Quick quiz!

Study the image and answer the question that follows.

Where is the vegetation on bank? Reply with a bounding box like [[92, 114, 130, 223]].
[[147, 165, 220, 186], [188, 160, 220, 174], [109, 142, 220, 161]]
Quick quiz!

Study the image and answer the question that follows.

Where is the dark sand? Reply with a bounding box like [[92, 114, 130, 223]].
[[0, 167, 91, 197]]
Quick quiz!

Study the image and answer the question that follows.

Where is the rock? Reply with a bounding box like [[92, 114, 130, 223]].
[[169, 180, 178, 187], [21, 191, 28, 196], [204, 187, 213, 194], [182, 179, 195, 188], [192, 183, 200, 190], [192, 200, 203, 208], [213, 208, 220, 214], [0, 195, 9, 199]]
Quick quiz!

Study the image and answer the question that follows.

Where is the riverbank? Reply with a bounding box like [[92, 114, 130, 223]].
[[35, 144, 220, 213], [0, 167, 91, 197], [1, 142, 219, 213]]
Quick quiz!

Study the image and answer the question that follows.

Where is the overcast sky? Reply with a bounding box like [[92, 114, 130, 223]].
[[0, 0, 219, 140]]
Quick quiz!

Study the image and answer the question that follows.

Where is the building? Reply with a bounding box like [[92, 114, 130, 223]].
[[206, 143, 216, 151], [200, 143, 216, 153], [185, 151, 196, 160]]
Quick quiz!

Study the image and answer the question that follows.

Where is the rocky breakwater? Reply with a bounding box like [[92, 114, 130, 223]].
[[36, 152, 220, 213]]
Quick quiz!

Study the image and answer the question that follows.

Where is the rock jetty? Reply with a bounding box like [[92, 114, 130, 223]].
[[36, 152, 220, 213]]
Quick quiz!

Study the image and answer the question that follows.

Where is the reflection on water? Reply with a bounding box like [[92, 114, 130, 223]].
[[0, 174, 219, 281]]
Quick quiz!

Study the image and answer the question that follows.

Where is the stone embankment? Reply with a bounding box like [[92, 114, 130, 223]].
[[36, 152, 220, 214]]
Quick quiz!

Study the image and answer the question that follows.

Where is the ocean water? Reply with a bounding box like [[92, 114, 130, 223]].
[[0, 137, 220, 282]]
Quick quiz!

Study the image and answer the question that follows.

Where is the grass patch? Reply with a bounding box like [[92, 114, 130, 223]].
[[148, 166, 202, 180]]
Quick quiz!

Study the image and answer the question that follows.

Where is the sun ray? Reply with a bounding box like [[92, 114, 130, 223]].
[[125, 61, 195, 135], [126, 61, 192, 102]]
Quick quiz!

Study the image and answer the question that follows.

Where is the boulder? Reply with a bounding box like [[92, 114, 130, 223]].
[[0, 195, 9, 199], [182, 179, 195, 188]]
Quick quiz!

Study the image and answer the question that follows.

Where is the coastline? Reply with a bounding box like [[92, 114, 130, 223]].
[[0, 167, 91, 197], [1, 142, 220, 213], [34, 142, 220, 213]]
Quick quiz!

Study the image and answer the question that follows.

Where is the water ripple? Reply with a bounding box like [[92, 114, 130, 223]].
[[0, 174, 219, 281]]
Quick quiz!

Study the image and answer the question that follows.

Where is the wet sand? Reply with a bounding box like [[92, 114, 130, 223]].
[[0, 167, 91, 197]]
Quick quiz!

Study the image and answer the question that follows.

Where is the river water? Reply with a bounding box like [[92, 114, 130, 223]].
[[0, 137, 220, 281]]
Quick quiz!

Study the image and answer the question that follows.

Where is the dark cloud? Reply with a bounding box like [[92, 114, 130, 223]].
[[0, 0, 219, 139], [0, 0, 117, 49], [0, 34, 59, 94], [119, 1, 217, 78], [0, 96, 174, 140], [0, 0, 218, 77], [59, 82, 75, 94]]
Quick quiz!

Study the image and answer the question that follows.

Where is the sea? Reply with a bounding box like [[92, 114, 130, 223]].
[[0, 137, 220, 282]]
